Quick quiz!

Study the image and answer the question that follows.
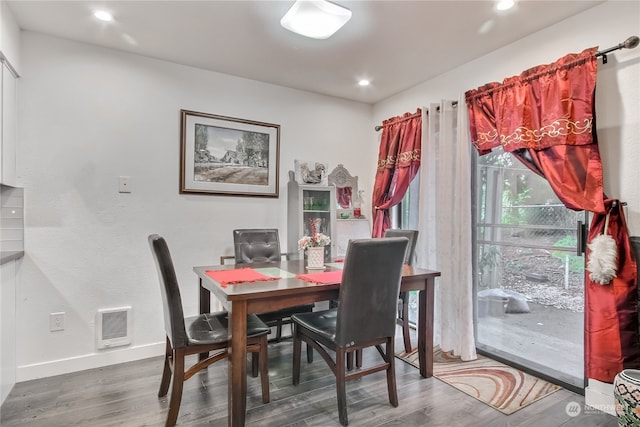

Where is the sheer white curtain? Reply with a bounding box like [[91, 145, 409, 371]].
[[415, 97, 476, 361]]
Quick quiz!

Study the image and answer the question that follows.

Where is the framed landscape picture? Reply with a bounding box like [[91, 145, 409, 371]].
[[180, 110, 280, 197]]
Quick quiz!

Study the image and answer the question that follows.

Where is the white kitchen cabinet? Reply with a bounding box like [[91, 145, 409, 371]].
[[1, 60, 17, 186], [0, 259, 17, 404]]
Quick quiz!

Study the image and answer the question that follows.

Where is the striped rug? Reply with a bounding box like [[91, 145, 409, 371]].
[[396, 348, 562, 414]]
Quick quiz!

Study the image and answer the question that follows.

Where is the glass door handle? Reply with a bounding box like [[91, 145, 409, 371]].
[[576, 220, 588, 256]]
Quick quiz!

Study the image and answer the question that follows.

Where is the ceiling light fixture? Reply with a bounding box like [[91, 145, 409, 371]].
[[358, 79, 370, 87], [94, 10, 113, 22], [495, 0, 515, 11], [280, 0, 352, 40]]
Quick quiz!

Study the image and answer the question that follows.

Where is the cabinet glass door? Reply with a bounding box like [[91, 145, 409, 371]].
[[303, 189, 332, 260]]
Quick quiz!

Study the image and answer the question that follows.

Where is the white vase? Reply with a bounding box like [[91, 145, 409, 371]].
[[306, 246, 325, 269], [614, 369, 640, 426]]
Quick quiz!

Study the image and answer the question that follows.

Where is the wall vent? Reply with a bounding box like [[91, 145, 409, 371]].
[[96, 306, 132, 349]]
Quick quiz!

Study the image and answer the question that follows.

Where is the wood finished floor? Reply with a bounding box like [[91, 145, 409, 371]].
[[1, 333, 617, 427]]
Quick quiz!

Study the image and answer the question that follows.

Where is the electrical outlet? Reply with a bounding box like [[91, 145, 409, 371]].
[[50, 312, 65, 331]]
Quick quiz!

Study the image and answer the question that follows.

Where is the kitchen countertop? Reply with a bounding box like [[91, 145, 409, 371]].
[[0, 251, 24, 265]]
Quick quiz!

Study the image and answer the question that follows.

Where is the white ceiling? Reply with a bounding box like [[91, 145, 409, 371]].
[[7, 0, 604, 104]]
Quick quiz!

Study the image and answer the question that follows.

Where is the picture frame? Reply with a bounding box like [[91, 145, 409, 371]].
[[180, 110, 280, 197]]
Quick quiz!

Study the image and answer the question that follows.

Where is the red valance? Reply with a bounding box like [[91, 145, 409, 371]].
[[466, 47, 599, 155], [465, 47, 605, 214]]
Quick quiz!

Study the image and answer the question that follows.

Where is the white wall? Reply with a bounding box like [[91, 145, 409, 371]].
[[374, 0, 640, 236], [15, 32, 373, 380]]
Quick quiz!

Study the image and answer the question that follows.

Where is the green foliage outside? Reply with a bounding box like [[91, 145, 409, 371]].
[[552, 235, 584, 272], [478, 245, 501, 290], [501, 179, 531, 225]]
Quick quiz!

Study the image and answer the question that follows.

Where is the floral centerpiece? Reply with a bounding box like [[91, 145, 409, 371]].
[[298, 219, 331, 250], [298, 219, 330, 269]]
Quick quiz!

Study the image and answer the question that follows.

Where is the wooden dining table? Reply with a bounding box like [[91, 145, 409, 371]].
[[194, 259, 440, 427]]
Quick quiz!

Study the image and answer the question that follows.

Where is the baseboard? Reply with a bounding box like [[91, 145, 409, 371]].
[[584, 378, 616, 416], [16, 341, 165, 382]]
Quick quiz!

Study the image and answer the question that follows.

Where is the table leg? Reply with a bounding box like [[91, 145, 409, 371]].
[[228, 301, 248, 427], [417, 278, 435, 378], [199, 279, 210, 314], [199, 280, 211, 361]]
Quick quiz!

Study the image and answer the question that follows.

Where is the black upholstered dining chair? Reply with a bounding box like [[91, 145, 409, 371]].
[[230, 228, 314, 361], [148, 234, 270, 427], [384, 228, 419, 353], [291, 237, 409, 426], [350, 228, 419, 369]]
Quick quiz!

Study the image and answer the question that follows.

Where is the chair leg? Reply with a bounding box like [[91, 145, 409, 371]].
[[251, 352, 259, 378], [292, 325, 302, 385], [347, 349, 362, 371], [336, 347, 349, 426], [275, 320, 283, 342], [258, 335, 270, 404], [158, 337, 172, 398], [401, 295, 412, 353], [306, 342, 313, 363], [166, 348, 185, 427], [385, 338, 399, 407]]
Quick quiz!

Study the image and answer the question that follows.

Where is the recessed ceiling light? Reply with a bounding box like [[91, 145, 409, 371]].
[[495, 0, 515, 11], [358, 79, 370, 87], [94, 10, 113, 22], [280, 0, 352, 40]]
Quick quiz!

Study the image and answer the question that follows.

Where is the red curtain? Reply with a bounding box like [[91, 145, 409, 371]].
[[465, 47, 605, 214], [585, 200, 640, 382], [371, 110, 421, 237], [465, 47, 640, 383], [510, 144, 604, 213]]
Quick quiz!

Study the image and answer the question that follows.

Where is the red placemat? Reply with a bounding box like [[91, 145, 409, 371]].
[[296, 270, 343, 284], [205, 268, 280, 288]]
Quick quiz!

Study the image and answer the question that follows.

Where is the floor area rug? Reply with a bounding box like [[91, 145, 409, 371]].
[[396, 348, 562, 414]]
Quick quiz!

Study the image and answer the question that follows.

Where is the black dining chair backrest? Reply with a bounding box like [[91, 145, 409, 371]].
[[233, 229, 283, 264], [335, 237, 409, 347], [383, 228, 419, 354], [291, 237, 409, 426], [149, 234, 189, 348], [384, 228, 418, 266], [230, 228, 314, 361]]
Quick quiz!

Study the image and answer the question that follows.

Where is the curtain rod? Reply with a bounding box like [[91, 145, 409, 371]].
[[596, 35, 639, 63], [375, 102, 457, 131], [374, 110, 421, 132], [375, 35, 639, 131]]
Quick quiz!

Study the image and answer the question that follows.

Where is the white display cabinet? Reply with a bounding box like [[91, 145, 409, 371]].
[[287, 171, 336, 261]]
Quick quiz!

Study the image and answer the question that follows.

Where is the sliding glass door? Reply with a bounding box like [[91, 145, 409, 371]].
[[474, 147, 586, 389]]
